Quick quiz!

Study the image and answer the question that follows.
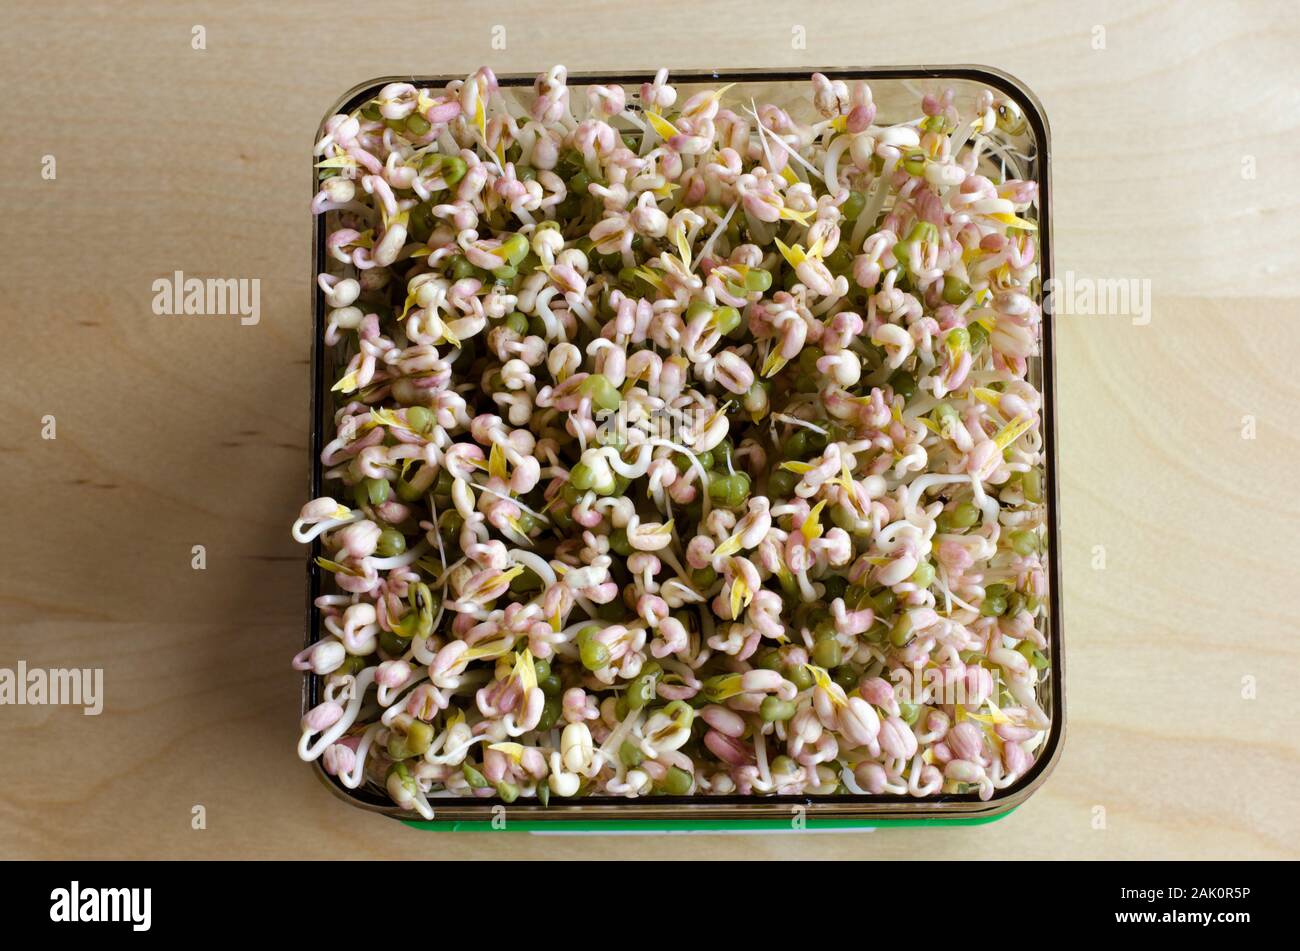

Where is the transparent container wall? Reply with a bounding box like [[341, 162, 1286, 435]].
[[308, 68, 1060, 824]]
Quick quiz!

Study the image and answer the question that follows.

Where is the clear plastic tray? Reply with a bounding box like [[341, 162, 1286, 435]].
[[305, 65, 1062, 829]]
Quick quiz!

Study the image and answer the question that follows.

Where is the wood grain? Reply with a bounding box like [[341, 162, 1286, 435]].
[[1, 0, 1297, 859]]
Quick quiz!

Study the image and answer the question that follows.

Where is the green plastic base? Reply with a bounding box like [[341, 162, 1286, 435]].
[[402, 808, 1014, 832]]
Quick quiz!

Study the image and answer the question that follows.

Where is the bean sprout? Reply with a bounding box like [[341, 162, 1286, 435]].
[[295, 68, 1050, 808]]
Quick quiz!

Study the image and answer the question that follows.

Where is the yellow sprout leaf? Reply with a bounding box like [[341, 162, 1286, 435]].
[[986, 696, 1014, 723], [780, 460, 814, 474], [774, 236, 804, 269], [762, 350, 789, 378], [651, 181, 680, 199], [436, 317, 461, 349], [985, 727, 1005, 754], [675, 228, 693, 272], [465, 565, 525, 602], [729, 573, 753, 620], [965, 695, 1014, 729], [805, 663, 832, 690], [777, 205, 814, 225], [370, 407, 413, 432], [712, 531, 745, 559], [512, 649, 537, 694], [780, 166, 799, 186], [462, 636, 515, 661], [993, 415, 1034, 452], [504, 516, 532, 546], [331, 370, 359, 394], [398, 287, 422, 320], [991, 212, 1038, 231], [487, 742, 525, 762], [829, 115, 848, 132], [474, 96, 487, 140], [706, 673, 746, 702], [488, 442, 507, 481], [701, 400, 732, 434], [497, 565, 528, 586], [705, 82, 737, 104], [645, 110, 680, 141], [331, 504, 353, 520], [834, 459, 855, 491], [380, 203, 408, 230], [804, 664, 847, 707], [315, 556, 362, 577], [631, 266, 667, 293], [315, 155, 358, 170], [801, 499, 827, 542], [972, 387, 1002, 410]]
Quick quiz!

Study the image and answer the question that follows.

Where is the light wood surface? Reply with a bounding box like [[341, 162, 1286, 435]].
[[2, 0, 1297, 859]]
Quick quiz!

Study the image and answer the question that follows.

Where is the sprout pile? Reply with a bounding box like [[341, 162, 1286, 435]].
[[295, 67, 1050, 815]]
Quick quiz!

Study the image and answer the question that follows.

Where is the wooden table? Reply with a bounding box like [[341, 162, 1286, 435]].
[[3, 0, 1296, 859]]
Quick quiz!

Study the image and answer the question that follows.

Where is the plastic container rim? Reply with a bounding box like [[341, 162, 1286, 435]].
[[304, 64, 1064, 828]]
